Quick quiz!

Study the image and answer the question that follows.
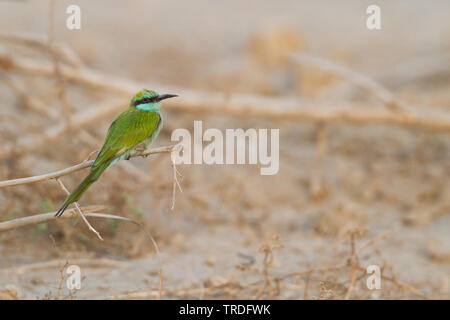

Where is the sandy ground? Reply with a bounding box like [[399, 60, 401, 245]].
[[0, 0, 449, 299]]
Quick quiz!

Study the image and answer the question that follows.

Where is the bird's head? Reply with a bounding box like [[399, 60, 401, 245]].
[[130, 89, 177, 111]]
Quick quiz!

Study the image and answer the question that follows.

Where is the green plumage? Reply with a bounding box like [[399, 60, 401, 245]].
[[55, 89, 177, 217]]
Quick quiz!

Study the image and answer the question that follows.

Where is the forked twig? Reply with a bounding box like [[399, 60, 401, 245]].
[[55, 178, 103, 240]]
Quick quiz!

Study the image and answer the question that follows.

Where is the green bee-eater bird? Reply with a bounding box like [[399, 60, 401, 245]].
[[55, 89, 177, 217]]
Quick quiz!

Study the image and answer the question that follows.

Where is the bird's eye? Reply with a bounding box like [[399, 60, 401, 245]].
[[143, 98, 150, 103]]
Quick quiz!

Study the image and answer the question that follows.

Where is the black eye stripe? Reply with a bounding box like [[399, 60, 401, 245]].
[[133, 96, 158, 106]]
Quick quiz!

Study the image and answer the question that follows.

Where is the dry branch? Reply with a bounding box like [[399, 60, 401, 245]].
[[0, 205, 104, 232], [0, 32, 83, 68], [1, 53, 450, 134], [375, 52, 450, 87], [0, 144, 182, 188], [0, 142, 181, 242], [290, 52, 407, 111]]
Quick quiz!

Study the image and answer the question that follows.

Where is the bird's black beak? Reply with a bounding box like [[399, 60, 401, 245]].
[[157, 94, 178, 102]]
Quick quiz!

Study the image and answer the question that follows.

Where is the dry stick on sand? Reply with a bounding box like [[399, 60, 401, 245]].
[[1, 53, 450, 133]]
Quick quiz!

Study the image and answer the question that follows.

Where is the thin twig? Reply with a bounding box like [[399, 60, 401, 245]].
[[55, 178, 103, 241], [171, 160, 183, 210], [0, 205, 104, 232]]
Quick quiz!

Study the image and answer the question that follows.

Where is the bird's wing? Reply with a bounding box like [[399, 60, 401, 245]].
[[91, 109, 161, 171]]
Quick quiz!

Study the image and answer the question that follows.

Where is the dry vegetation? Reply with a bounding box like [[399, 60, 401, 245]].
[[0, 0, 449, 299]]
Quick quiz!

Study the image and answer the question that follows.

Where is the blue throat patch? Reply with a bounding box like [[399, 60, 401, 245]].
[[136, 102, 161, 112]]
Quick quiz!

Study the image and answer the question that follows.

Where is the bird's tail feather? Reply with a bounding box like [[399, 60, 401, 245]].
[[55, 161, 110, 217]]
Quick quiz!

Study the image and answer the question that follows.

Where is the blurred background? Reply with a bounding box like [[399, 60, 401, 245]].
[[0, 0, 449, 299]]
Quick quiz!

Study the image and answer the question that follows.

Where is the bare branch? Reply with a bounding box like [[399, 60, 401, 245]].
[[375, 52, 450, 87], [0, 144, 182, 189], [0, 205, 104, 232], [1, 53, 450, 133], [290, 52, 406, 112], [0, 32, 83, 68], [0, 160, 92, 188]]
